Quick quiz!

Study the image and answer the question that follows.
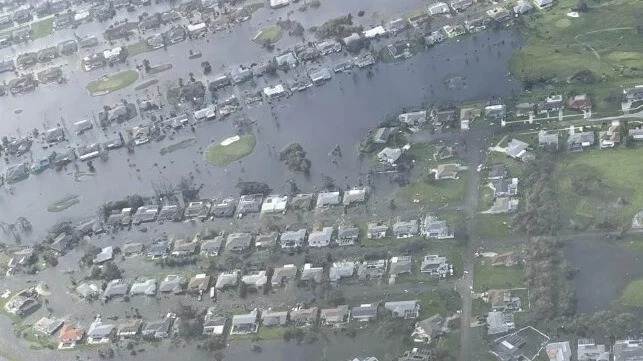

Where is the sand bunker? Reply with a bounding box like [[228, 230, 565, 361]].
[[220, 135, 240, 146]]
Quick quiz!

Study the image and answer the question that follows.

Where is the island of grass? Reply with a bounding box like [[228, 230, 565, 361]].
[[86, 70, 139, 95], [31, 18, 54, 39], [47, 195, 80, 212], [510, 0, 643, 112], [252, 25, 283, 44], [126, 40, 154, 56], [621, 279, 643, 306], [204, 134, 256, 166]]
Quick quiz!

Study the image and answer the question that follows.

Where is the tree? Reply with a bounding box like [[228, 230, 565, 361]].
[[101, 262, 122, 281], [236, 181, 271, 196], [278, 143, 312, 173], [142, 59, 151, 73], [572, 0, 588, 12]]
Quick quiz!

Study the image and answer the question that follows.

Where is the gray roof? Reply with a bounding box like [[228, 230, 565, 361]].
[[231, 310, 258, 326], [316, 191, 341, 207], [237, 194, 263, 214], [301, 264, 324, 282], [226, 233, 252, 251], [487, 311, 515, 335], [122, 242, 144, 255], [255, 232, 278, 248], [489, 164, 507, 179], [159, 275, 186, 293], [275, 52, 297, 67], [538, 131, 559, 146], [76, 283, 99, 298], [343, 188, 367, 205], [272, 265, 298, 285], [505, 139, 529, 158], [567, 131, 595, 145], [337, 226, 359, 240], [215, 271, 239, 289], [393, 220, 419, 236], [130, 279, 157, 296], [87, 321, 115, 338], [351, 305, 378, 319], [308, 227, 333, 247], [389, 256, 413, 275], [201, 236, 224, 254], [262, 310, 289, 326], [384, 300, 419, 318], [231, 67, 253, 84], [378, 147, 403, 163], [103, 279, 129, 298], [320, 305, 350, 323], [147, 241, 169, 256], [614, 340, 643, 361], [280, 229, 307, 246]]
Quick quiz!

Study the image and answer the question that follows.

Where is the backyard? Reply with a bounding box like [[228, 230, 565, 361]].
[[473, 257, 523, 291], [86, 70, 139, 94]]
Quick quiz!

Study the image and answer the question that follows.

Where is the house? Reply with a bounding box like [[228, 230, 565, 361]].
[[188, 274, 211, 294], [58, 324, 84, 349], [272, 264, 298, 286], [309, 68, 332, 85], [262, 310, 289, 326], [399, 348, 432, 361], [316, 191, 341, 208], [489, 164, 508, 180], [147, 240, 169, 258], [34, 317, 64, 335], [45, 127, 65, 144], [367, 223, 389, 239], [385, 300, 420, 319], [103, 279, 129, 300], [425, 31, 445, 46], [387, 18, 409, 34], [166, 26, 187, 43], [540, 94, 565, 113], [488, 290, 521, 311], [142, 316, 173, 339], [275, 52, 298, 68], [193, 105, 217, 121], [342, 32, 362, 47], [399, 111, 427, 126], [599, 121, 621, 148], [420, 255, 450, 277], [329, 261, 357, 282], [433, 163, 463, 180], [263, 84, 287, 99], [343, 188, 368, 206], [291, 307, 319, 326], [211, 198, 236, 217], [514, 0, 534, 14], [184, 201, 212, 219], [515, 102, 536, 117], [237, 194, 263, 215], [629, 128, 643, 140], [451, 0, 473, 11], [487, 7, 512, 22], [412, 314, 447, 343], [226, 233, 252, 252], [409, 13, 430, 27], [505, 139, 530, 159], [187, 23, 207, 38], [490, 178, 519, 197], [159, 275, 186, 294], [230, 309, 259, 334], [201, 236, 224, 256], [203, 308, 227, 335], [614, 339, 643, 361], [492, 252, 518, 267], [76, 283, 99, 299], [546, 341, 571, 361], [378, 147, 403, 164], [280, 229, 307, 249], [427, 2, 450, 15], [50, 232, 73, 254], [624, 86, 643, 102], [106, 208, 132, 227], [485, 104, 507, 120], [253, 232, 277, 250], [387, 42, 412, 59], [117, 319, 142, 340], [241, 271, 268, 290], [389, 256, 413, 276], [432, 109, 457, 127], [487, 197, 520, 214], [270, 0, 289, 9], [363, 25, 387, 39], [393, 220, 419, 238], [358, 259, 388, 279], [321, 305, 350, 326], [487, 311, 515, 335], [129, 278, 157, 296], [568, 94, 592, 110], [290, 194, 314, 210], [133, 205, 159, 224], [316, 40, 342, 54], [567, 131, 595, 151], [533, 0, 554, 9], [422, 215, 454, 239], [351, 304, 378, 322], [577, 339, 609, 361], [538, 131, 559, 148], [373, 127, 392, 144], [261, 195, 288, 213], [230, 67, 253, 84], [337, 226, 359, 246], [215, 270, 240, 290], [93, 246, 114, 264], [87, 320, 115, 344], [300, 263, 324, 283], [171, 238, 198, 257], [308, 227, 333, 248]]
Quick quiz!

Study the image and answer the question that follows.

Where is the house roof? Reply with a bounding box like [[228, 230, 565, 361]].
[[232, 310, 258, 325], [58, 324, 84, 342], [321, 305, 350, 323], [538, 131, 559, 146], [241, 271, 268, 287], [489, 164, 507, 179], [301, 263, 324, 282], [351, 304, 378, 318], [103, 279, 129, 298], [76, 283, 99, 298], [87, 321, 115, 338], [255, 232, 278, 248], [368, 223, 389, 234], [329, 261, 357, 281], [343, 188, 367, 205], [290, 194, 314, 209], [93, 246, 114, 264], [226, 233, 252, 250], [117, 319, 142, 335], [393, 220, 419, 235], [384, 300, 418, 316], [308, 227, 333, 246], [272, 264, 298, 285], [378, 147, 403, 163], [159, 275, 186, 293], [122, 242, 144, 255], [389, 256, 413, 275], [505, 139, 529, 158], [290, 307, 319, 323], [316, 191, 341, 207], [337, 226, 359, 240], [215, 270, 240, 288], [567, 131, 595, 145], [416, 314, 445, 338], [130, 278, 157, 296], [201, 236, 224, 253]]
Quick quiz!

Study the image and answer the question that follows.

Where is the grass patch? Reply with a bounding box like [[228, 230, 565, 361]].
[[148, 64, 172, 74], [47, 195, 80, 212], [160, 138, 197, 155], [86, 70, 139, 94], [252, 25, 283, 44], [258, 326, 287, 340], [554, 148, 643, 230], [621, 278, 643, 306], [395, 179, 466, 207], [477, 214, 513, 240], [473, 257, 523, 291], [204, 134, 256, 166], [31, 18, 54, 39], [243, 2, 265, 13], [134, 79, 158, 91], [486, 151, 525, 178], [510, 0, 643, 112], [126, 40, 154, 56], [417, 289, 462, 319]]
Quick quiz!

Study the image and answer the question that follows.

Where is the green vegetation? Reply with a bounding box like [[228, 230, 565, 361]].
[[252, 25, 283, 44], [134, 79, 158, 91], [126, 40, 154, 56], [474, 257, 523, 291], [620, 279, 643, 306], [160, 138, 197, 155], [243, 2, 265, 13], [555, 148, 643, 230], [204, 134, 256, 166], [86, 70, 139, 94], [395, 178, 467, 206], [31, 18, 54, 39], [511, 0, 643, 112], [47, 195, 80, 212], [417, 289, 462, 318], [148, 64, 173, 74], [477, 214, 513, 240], [258, 326, 288, 340]]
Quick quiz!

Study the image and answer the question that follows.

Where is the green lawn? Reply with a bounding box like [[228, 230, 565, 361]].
[[395, 179, 466, 207], [252, 25, 283, 44], [86, 70, 139, 94], [485, 151, 525, 178], [417, 289, 462, 318], [477, 214, 513, 241], [554, 148, 643, 229], [473, 258, 523, 291], [47, 195, 80, 212], [258, 326, 288, 340], [621, 279, 643, 306], [126, 41, 154, 56], [243, 2, 265, 13], [31, 18, 54, 39], [204, 134, 256, 166], [510, 0, 643, 112]]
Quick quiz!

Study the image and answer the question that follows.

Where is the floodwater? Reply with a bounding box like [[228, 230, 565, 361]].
[[564, 235, 643, 313], [0, 27, 522, 242]]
